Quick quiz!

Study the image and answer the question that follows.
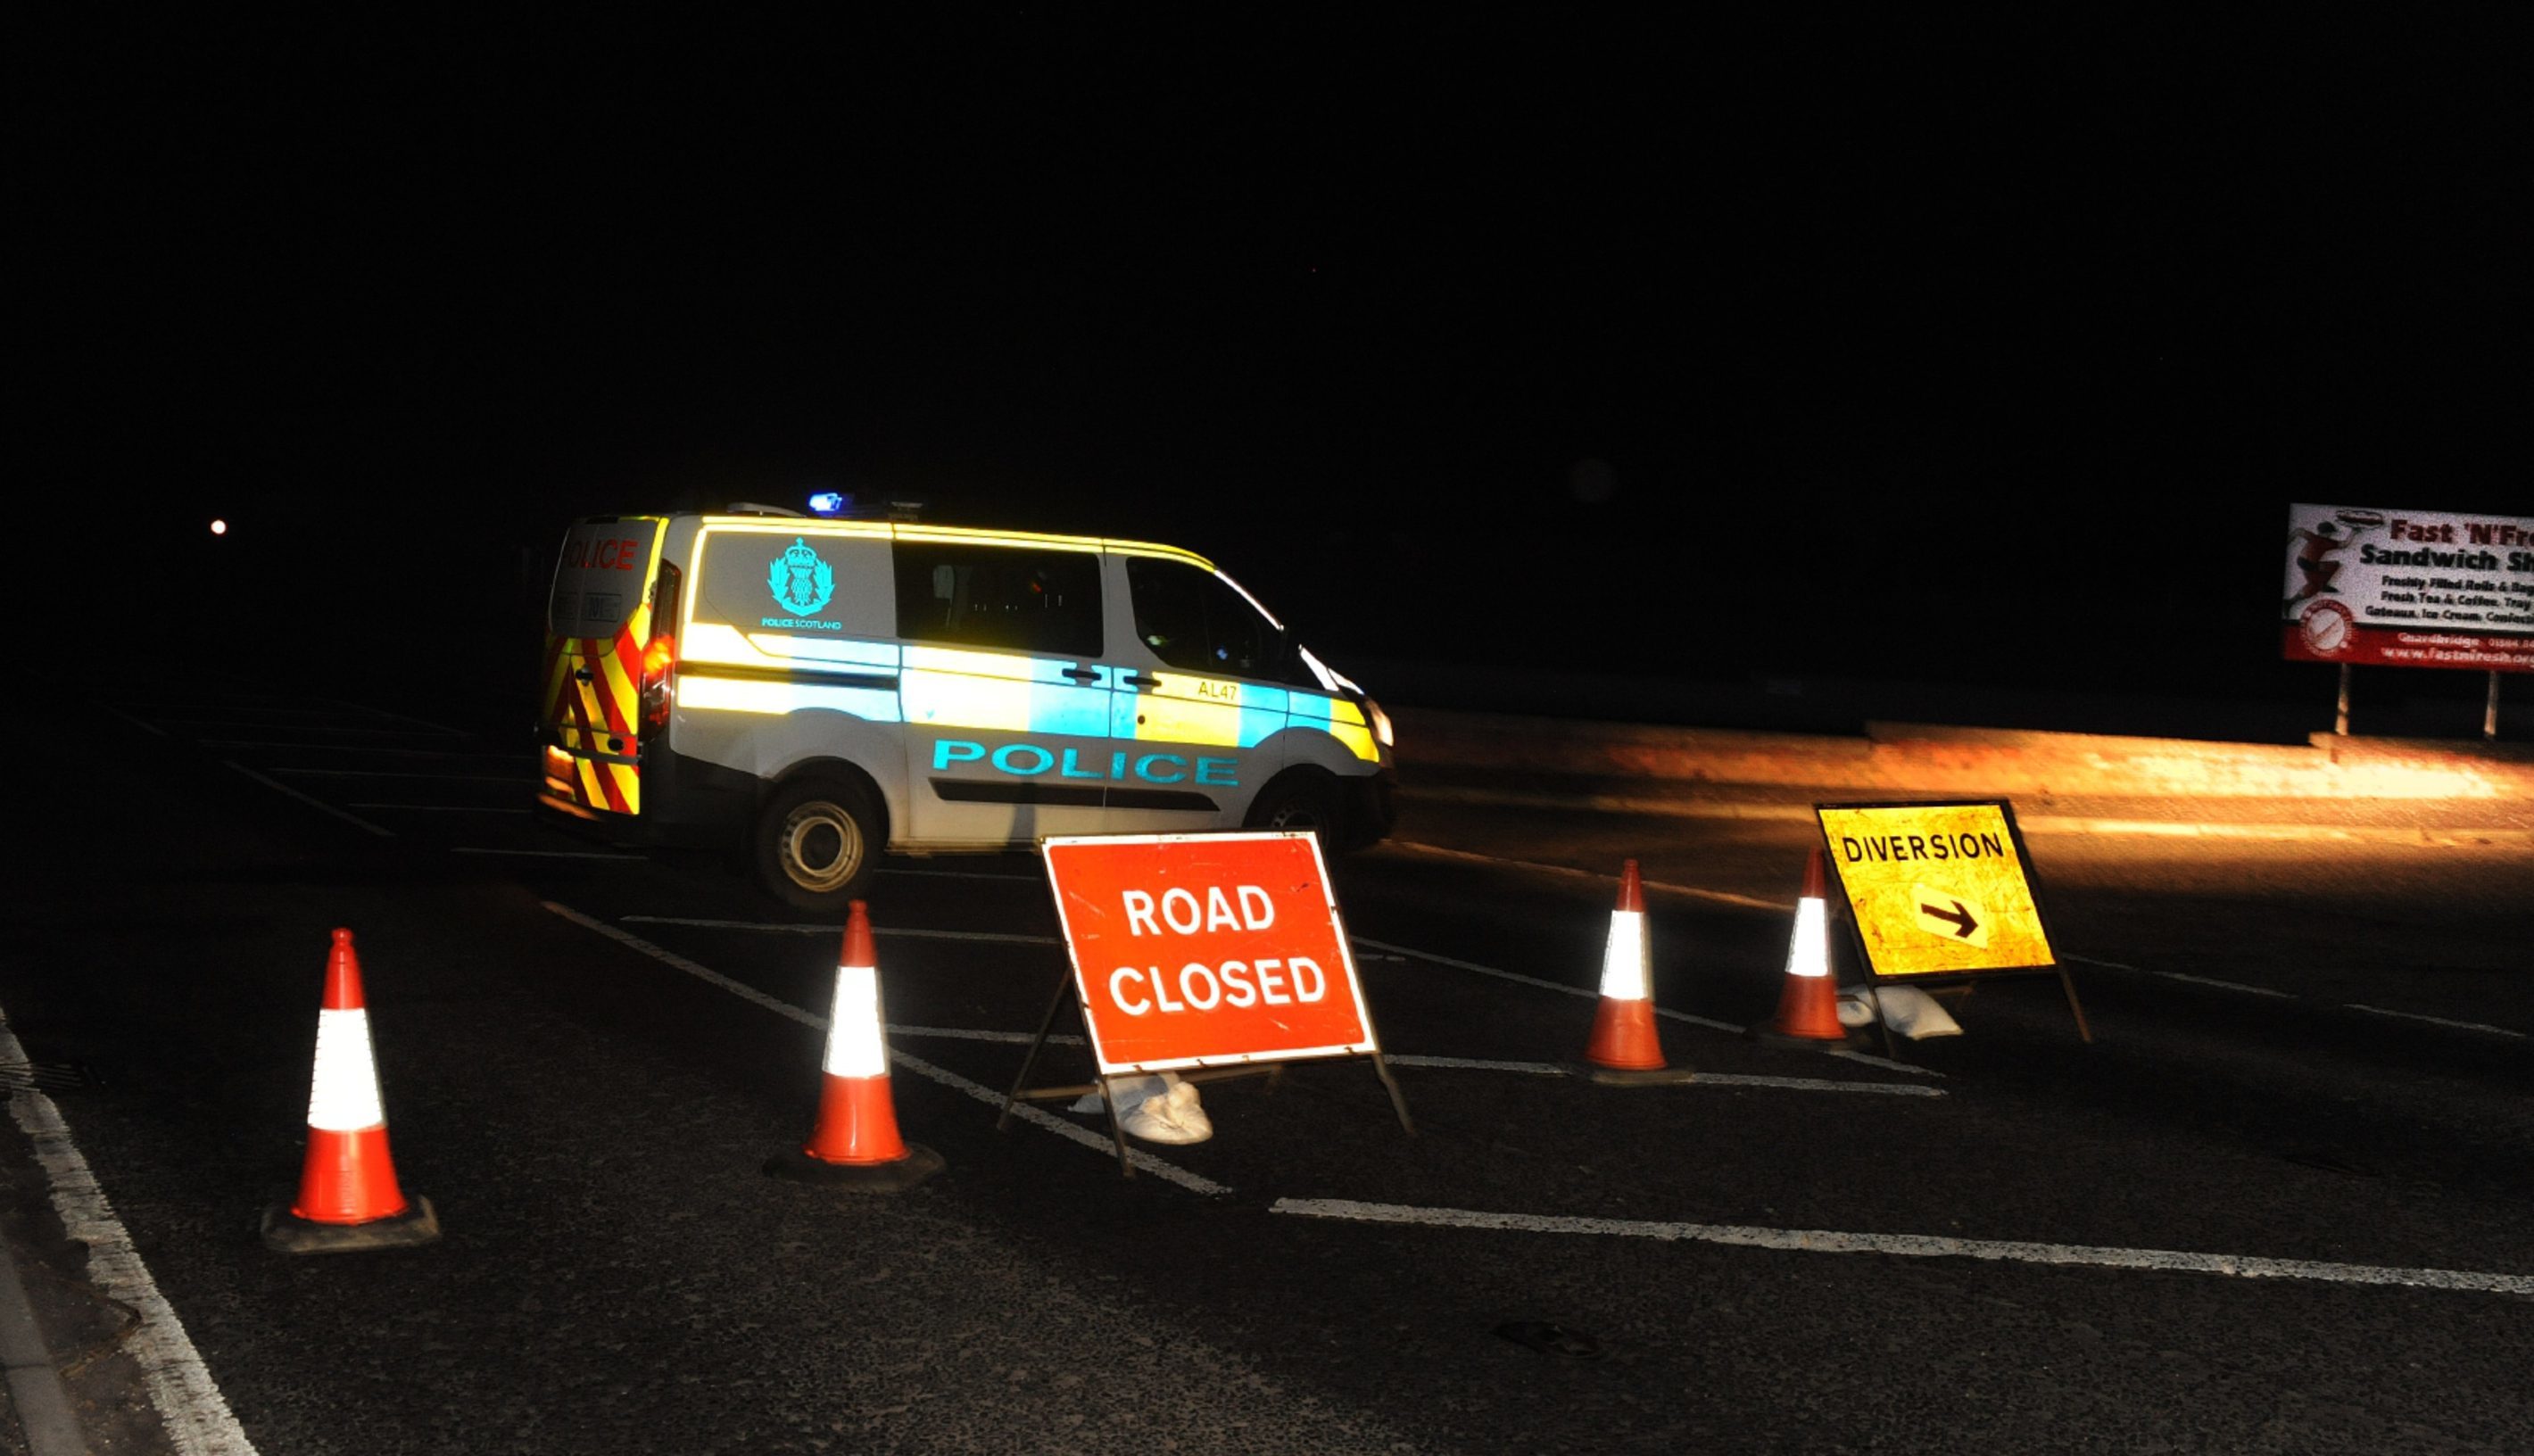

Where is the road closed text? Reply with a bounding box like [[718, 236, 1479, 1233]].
[[1109, 884, 1327, 1015]]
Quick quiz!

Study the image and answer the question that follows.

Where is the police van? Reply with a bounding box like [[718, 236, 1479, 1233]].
[[538, 508, 1395, 906]]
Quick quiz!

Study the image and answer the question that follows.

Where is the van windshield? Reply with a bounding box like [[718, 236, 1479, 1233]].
[[548, 519, 662, 641]]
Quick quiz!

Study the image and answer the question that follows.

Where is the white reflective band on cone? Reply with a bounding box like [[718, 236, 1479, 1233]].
[[1785, 897, 1830, 979], [306, 1007, 386, 1131], [1600, 910, 1649, 1001], [823, 964, 888, 1079]]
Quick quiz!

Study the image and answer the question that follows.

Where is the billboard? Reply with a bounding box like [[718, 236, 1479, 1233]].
[[2281, 505, 2534, 673]]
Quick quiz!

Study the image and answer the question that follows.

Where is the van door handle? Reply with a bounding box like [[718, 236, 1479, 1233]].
[[575, 668, 594, 684], [1120, 673, 1160, 690], [1061, 666, 1102, 683]]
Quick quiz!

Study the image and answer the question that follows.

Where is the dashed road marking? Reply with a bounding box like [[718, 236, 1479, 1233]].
[[622, 914, 1060, 945], [2063, 954, 2525, 1039], [224, 761, 393, 838], [2347, 1004, 2527, 1040], [541, 903, 1228, 1195], [1389, 841, 1789, 911], [1386, 1055, 1942, 1096], [1271, 1198, 2534, 1296]]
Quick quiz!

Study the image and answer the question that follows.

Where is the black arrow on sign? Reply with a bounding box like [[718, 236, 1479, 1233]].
[[1920, 898, 1979, 939]]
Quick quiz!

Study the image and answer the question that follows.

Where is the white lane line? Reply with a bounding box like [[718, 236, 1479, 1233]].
[[349, 804, 531, 814], [2346, 1005, 2528, 1040], [1271, 1198, 2534, 1296], [2150, 970, 2296, 1000], [1385, 1055, 1942, 1096], [621, 915, 1059, 945], [887, 1026, 1084, 1046], [2068, 956, 2526, 1038], [1348, 935, 1945, 1081], [1351, 935, 1740, 1035], [203, 741, 523, 760], [2061, 953, 2139, 972], [97, 703, 171, 739], [4, 1012, 261, 1454], [452, 847, 644, 861], [876, 866, 1040, 881], [223, 762, 393, 838], [540, 903, 1228, 1195], [1390, 842, 1789, 911], [271, 768, 521, 782]]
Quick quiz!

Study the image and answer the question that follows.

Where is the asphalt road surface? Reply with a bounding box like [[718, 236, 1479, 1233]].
[[2, 678, 2526, 1455]]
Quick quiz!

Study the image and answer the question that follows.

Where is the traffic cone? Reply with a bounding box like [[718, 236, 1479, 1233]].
[[262, 930, 440, 1253], [1579, 860, 1695, 1084], [766, 902, 943, 1190], [1755, 848, 1851, 1046]]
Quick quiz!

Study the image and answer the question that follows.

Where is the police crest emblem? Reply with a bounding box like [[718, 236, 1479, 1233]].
[[766, 537, 836, 618]]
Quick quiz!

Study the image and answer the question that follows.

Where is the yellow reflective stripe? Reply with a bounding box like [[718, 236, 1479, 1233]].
[[576, 757, 608, 807], [1328, 699, 1366, 726], [900, 670, 1031, 732], [679, 620, 766, 666], [1327, 721, 1379, 761], [608, 762, 640, 815], [599, 644, 641, 722], [1134, 693, 1241, 746], [680, 674, 904, 719]]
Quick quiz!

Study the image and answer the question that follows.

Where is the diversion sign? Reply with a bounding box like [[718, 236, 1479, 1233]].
[[2282, 504, 2534, 672]]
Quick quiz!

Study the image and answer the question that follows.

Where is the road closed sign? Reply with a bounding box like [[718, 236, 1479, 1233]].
[[1815, 802, 2058, 979], [1043, 832, 1379, 1075]]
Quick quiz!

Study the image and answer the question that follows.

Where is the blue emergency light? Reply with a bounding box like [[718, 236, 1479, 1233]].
[[807, 491, 851, 517]]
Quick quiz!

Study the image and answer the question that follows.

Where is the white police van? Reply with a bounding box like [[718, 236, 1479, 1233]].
[[539, 507, 1395, 906]]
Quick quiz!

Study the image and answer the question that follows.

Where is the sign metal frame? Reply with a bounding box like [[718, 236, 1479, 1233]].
[[1812, 799, 2091, 1057], [999, 830, 1414, 1178]]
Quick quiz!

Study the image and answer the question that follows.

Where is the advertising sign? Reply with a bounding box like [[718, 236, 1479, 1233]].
[[2281, 504, 2534, 673], [1815, 802, 2057, 979], [1043, 831, 1379, 1075]]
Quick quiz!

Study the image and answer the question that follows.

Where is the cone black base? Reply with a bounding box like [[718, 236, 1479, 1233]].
[[261, 1196, 441, 1254], [1571, 1063, 1699, 1086], [763, 1143, 943, 1192]]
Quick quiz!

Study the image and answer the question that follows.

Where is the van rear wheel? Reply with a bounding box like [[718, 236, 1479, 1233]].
[[756, 778, 881, 909]]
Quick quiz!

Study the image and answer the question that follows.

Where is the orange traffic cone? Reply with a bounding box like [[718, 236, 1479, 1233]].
[[766, 902, 943, 1190], [262, 930, 441, 1253], [1756, 848, 1851, 1046], [1580, 860, 1695, 1084]]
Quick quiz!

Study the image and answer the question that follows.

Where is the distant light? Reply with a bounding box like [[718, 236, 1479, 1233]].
[[210, 519, 228, 535], [807, 492, 849, 517]]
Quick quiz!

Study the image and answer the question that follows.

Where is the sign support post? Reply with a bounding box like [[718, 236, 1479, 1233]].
[[2336, 663, 2353, 737], [1002, 831, 1413, 1179]]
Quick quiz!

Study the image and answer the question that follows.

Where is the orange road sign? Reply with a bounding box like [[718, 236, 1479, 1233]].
[[1043, 831, 1379, 1075], [1815, 802, 2057, 978]]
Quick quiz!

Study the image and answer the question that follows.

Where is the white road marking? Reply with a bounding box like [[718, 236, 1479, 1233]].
[[1271, 1198, 2534, 1296], [1390, 841, 1790, 911], [452, 847, 644, 860], [2149, 970, 2296, 999], [223, 762, 393, 838], [2068, 956, 2525, 1038], [1385, 1055, 1942, 1096], [271, 768, 522, 782], [1351, 935, 1741, 1035], [203, 740, 523, 760], [887, 1026, 1084, 1046], [540, 904, 1228, 1195], [348, 804, 531, 814], [2346, 1005, 2528, 1040], [97, 703, 171, 739], [1353, 935, 1949, 1080], [621, 914, 1061, 944], [876, 866, 1041, 881], [4, 1010, 261, 1455]]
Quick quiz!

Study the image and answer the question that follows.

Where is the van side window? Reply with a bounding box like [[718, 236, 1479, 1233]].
[[891, 542, 1103, 658], [1125, 558, 1287, 679]]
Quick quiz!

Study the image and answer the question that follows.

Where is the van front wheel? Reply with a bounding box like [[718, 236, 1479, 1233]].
[[756, 778, 881, 909]]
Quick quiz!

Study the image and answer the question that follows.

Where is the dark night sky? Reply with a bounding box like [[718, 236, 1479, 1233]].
[[21, 11, 2530, 709]]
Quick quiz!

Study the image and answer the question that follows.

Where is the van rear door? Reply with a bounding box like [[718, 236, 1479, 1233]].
[[540, 517, 666, 818]]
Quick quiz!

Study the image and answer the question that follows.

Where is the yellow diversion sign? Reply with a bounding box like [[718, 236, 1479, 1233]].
[[1815, 802, 2056, 978]]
